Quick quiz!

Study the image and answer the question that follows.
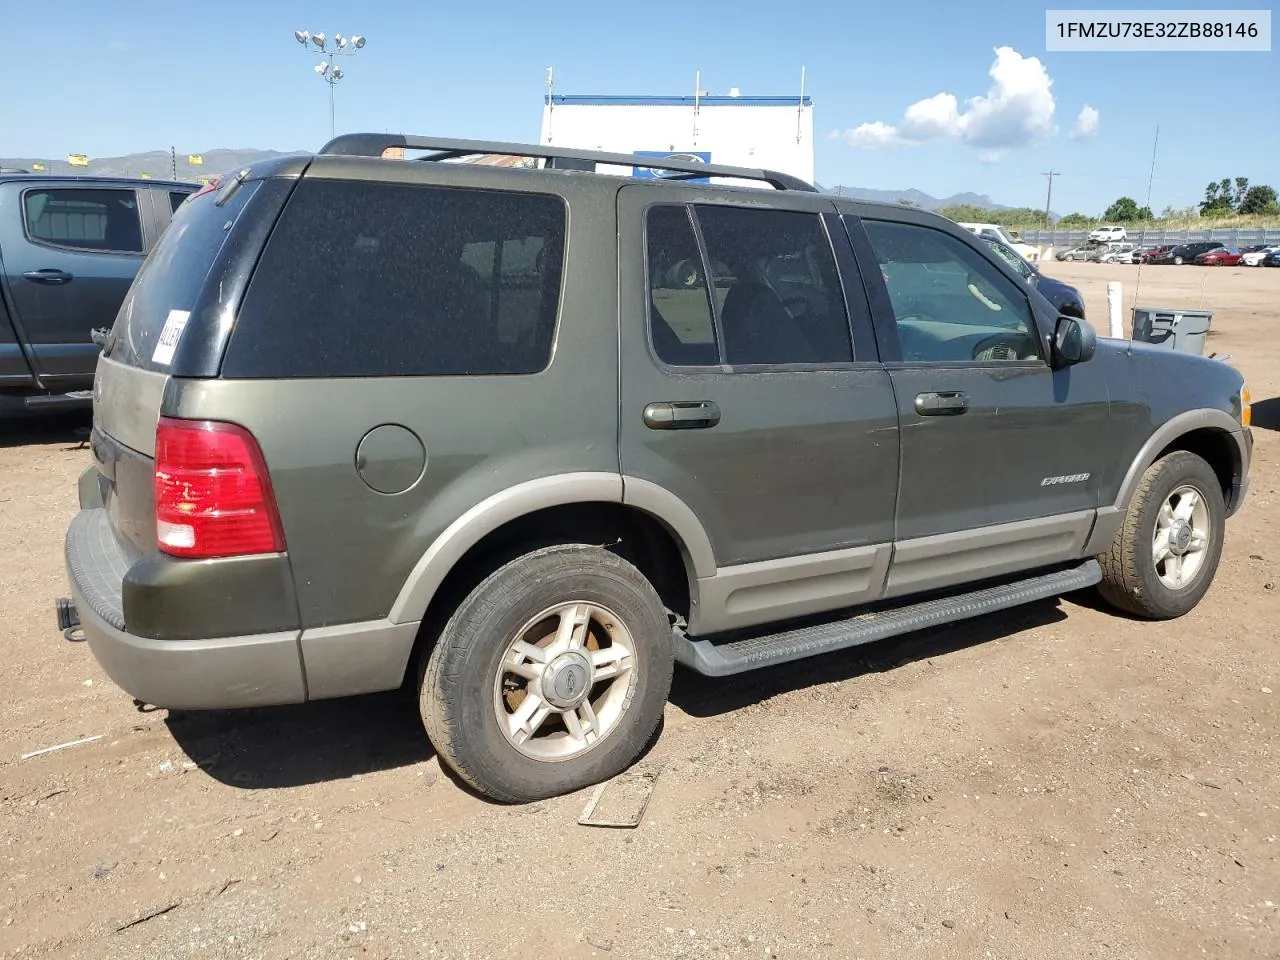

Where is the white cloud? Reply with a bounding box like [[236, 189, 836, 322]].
[[1070, 105, 1100, 140], [836, 47, 1057, 153], [843, 121, 908, 148]]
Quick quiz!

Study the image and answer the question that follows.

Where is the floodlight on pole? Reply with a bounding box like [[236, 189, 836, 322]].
[[292, 29, 367, 141]]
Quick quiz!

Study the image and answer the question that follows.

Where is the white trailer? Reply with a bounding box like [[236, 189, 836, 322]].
[[539, 92, 815, 188]]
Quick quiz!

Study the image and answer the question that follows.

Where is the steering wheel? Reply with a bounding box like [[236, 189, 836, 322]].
[[971, 332, 1034, 362]]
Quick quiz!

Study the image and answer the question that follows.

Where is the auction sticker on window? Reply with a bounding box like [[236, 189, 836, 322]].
[[151, 309, 191, 366], [1046, 9, 1271, 51]]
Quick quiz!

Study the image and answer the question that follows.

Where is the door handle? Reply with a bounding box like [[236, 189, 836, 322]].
[[23, 269, 73, 284], [915, 391, 970, 416], [643, 401, 721, 430]]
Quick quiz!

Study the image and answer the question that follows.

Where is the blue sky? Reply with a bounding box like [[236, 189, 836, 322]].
[[0, 1, 1274, 214]]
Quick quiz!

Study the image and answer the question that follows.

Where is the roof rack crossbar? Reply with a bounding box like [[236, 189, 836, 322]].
[[318, 134, 816, 192]]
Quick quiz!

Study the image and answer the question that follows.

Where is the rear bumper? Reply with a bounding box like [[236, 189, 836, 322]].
[[65, 508, 306, 709]]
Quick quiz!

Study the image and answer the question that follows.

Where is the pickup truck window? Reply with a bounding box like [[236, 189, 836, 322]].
[[22, 188, 144, 254], [169, 192, 188, 214]]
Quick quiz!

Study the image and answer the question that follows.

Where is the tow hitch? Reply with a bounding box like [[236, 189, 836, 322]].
[[55, 598, 84, 641]]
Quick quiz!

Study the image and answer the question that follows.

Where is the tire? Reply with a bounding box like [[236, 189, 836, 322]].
[[1173, 256, 1183, 265], [1096, 450, 1226, 620], [420, 544, 674, 803]]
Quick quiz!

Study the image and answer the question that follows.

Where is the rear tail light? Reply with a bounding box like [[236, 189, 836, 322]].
[[154, 417, 285, 558]]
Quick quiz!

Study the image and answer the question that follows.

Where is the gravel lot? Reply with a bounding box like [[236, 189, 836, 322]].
[[1, 261, 1277, 960]]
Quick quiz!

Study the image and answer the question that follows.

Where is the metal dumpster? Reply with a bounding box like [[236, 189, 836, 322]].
[[1131, 306, 1213, 356]]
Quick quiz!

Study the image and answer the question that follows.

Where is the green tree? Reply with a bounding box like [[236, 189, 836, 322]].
[[1102, 197, 1152, 221], [1200, 180, 1234, 216], [935, 203, 997, 222], [897, 198, 919, 207], [1239, 184, 1279, 215], [1058, 212, 1097, 226], [1234, 177, 1250, 209]]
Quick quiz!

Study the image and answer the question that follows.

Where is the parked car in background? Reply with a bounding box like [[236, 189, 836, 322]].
[[1098, 243, 1136, 263], [956, 222, 1040, 262], [1195, 248, 1242, 266], [0, 174, 197, 415], [1240, 244, 1279, 267], [1140, 245, 1174, 264], [982, 237, 1086, 319], [1057, 243, 1100, 261], [1155, 241, 1225, 265], [1089, 225, 1128, 243], [1264, 249, 1280, 267]]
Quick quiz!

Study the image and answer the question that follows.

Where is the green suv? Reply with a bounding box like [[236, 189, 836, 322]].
[[60, 135, 1253, 802]]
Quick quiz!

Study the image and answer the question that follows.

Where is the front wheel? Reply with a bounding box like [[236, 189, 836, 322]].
[[420, 544, 674, 803], [1096, 450, 1225, 620], [1173, 256, 1184, 265]]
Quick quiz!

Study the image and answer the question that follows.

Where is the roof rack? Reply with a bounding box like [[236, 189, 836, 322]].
[[317, 134, 816, 193]]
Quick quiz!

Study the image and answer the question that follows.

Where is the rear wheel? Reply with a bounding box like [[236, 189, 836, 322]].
[[1097, 451, 1225, 620], [420, 544, 674, 803]]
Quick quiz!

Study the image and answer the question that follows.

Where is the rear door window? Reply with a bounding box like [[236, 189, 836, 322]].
[[223, 179, 567, 378], [23, 188, 144, 253], [644, 203, 852, 367]]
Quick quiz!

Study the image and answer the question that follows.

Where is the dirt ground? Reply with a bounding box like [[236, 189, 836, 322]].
[[1, 261, 1277, 960]]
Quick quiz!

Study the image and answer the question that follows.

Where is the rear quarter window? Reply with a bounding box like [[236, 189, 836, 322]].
[[221, 179, 567, 378]]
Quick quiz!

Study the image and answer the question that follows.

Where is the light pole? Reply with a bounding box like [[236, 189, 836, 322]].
[[293, 30, 367, 140]]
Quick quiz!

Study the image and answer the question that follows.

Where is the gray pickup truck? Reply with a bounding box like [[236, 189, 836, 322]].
[[0, 174, 196, 414], [60, 136, 1252, 804]]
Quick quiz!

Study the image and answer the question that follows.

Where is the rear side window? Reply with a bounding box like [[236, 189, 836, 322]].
[[169, 191, 190, 213], [23, 188, 143, 253], [223, 180, 567, 378], [108, 181, 264, 370]]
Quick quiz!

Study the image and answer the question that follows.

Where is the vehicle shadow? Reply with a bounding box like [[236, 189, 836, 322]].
[[1250, 396, 1280, 432], [163, 599, 1073, 792], [164, 686, 435, 789], [670, 597, 1072, 718], [0, 410, 91, 449]]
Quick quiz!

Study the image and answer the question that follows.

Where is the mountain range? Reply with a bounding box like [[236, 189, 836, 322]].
[[1, 150, 1015, 212], [0, 149, 300, 181], [820, 185, 1010, 211]]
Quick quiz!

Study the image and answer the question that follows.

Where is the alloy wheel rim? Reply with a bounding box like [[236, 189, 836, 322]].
[[492, 601, 637, 762], [1152, 484, 1211, 590]]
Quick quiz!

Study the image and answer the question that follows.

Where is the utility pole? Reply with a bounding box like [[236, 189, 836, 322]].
[[171, 146, 177, 180], [1041, 170, 1060, 228]]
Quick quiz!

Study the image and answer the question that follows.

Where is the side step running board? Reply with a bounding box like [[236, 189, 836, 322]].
[[673, 560, 1101, 677]]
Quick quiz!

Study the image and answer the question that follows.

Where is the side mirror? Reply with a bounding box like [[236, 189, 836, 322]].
[[1053, 314, 1096, 367]]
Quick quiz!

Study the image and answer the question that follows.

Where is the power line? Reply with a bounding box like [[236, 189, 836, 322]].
[[1041, 170, 1060, 226]]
